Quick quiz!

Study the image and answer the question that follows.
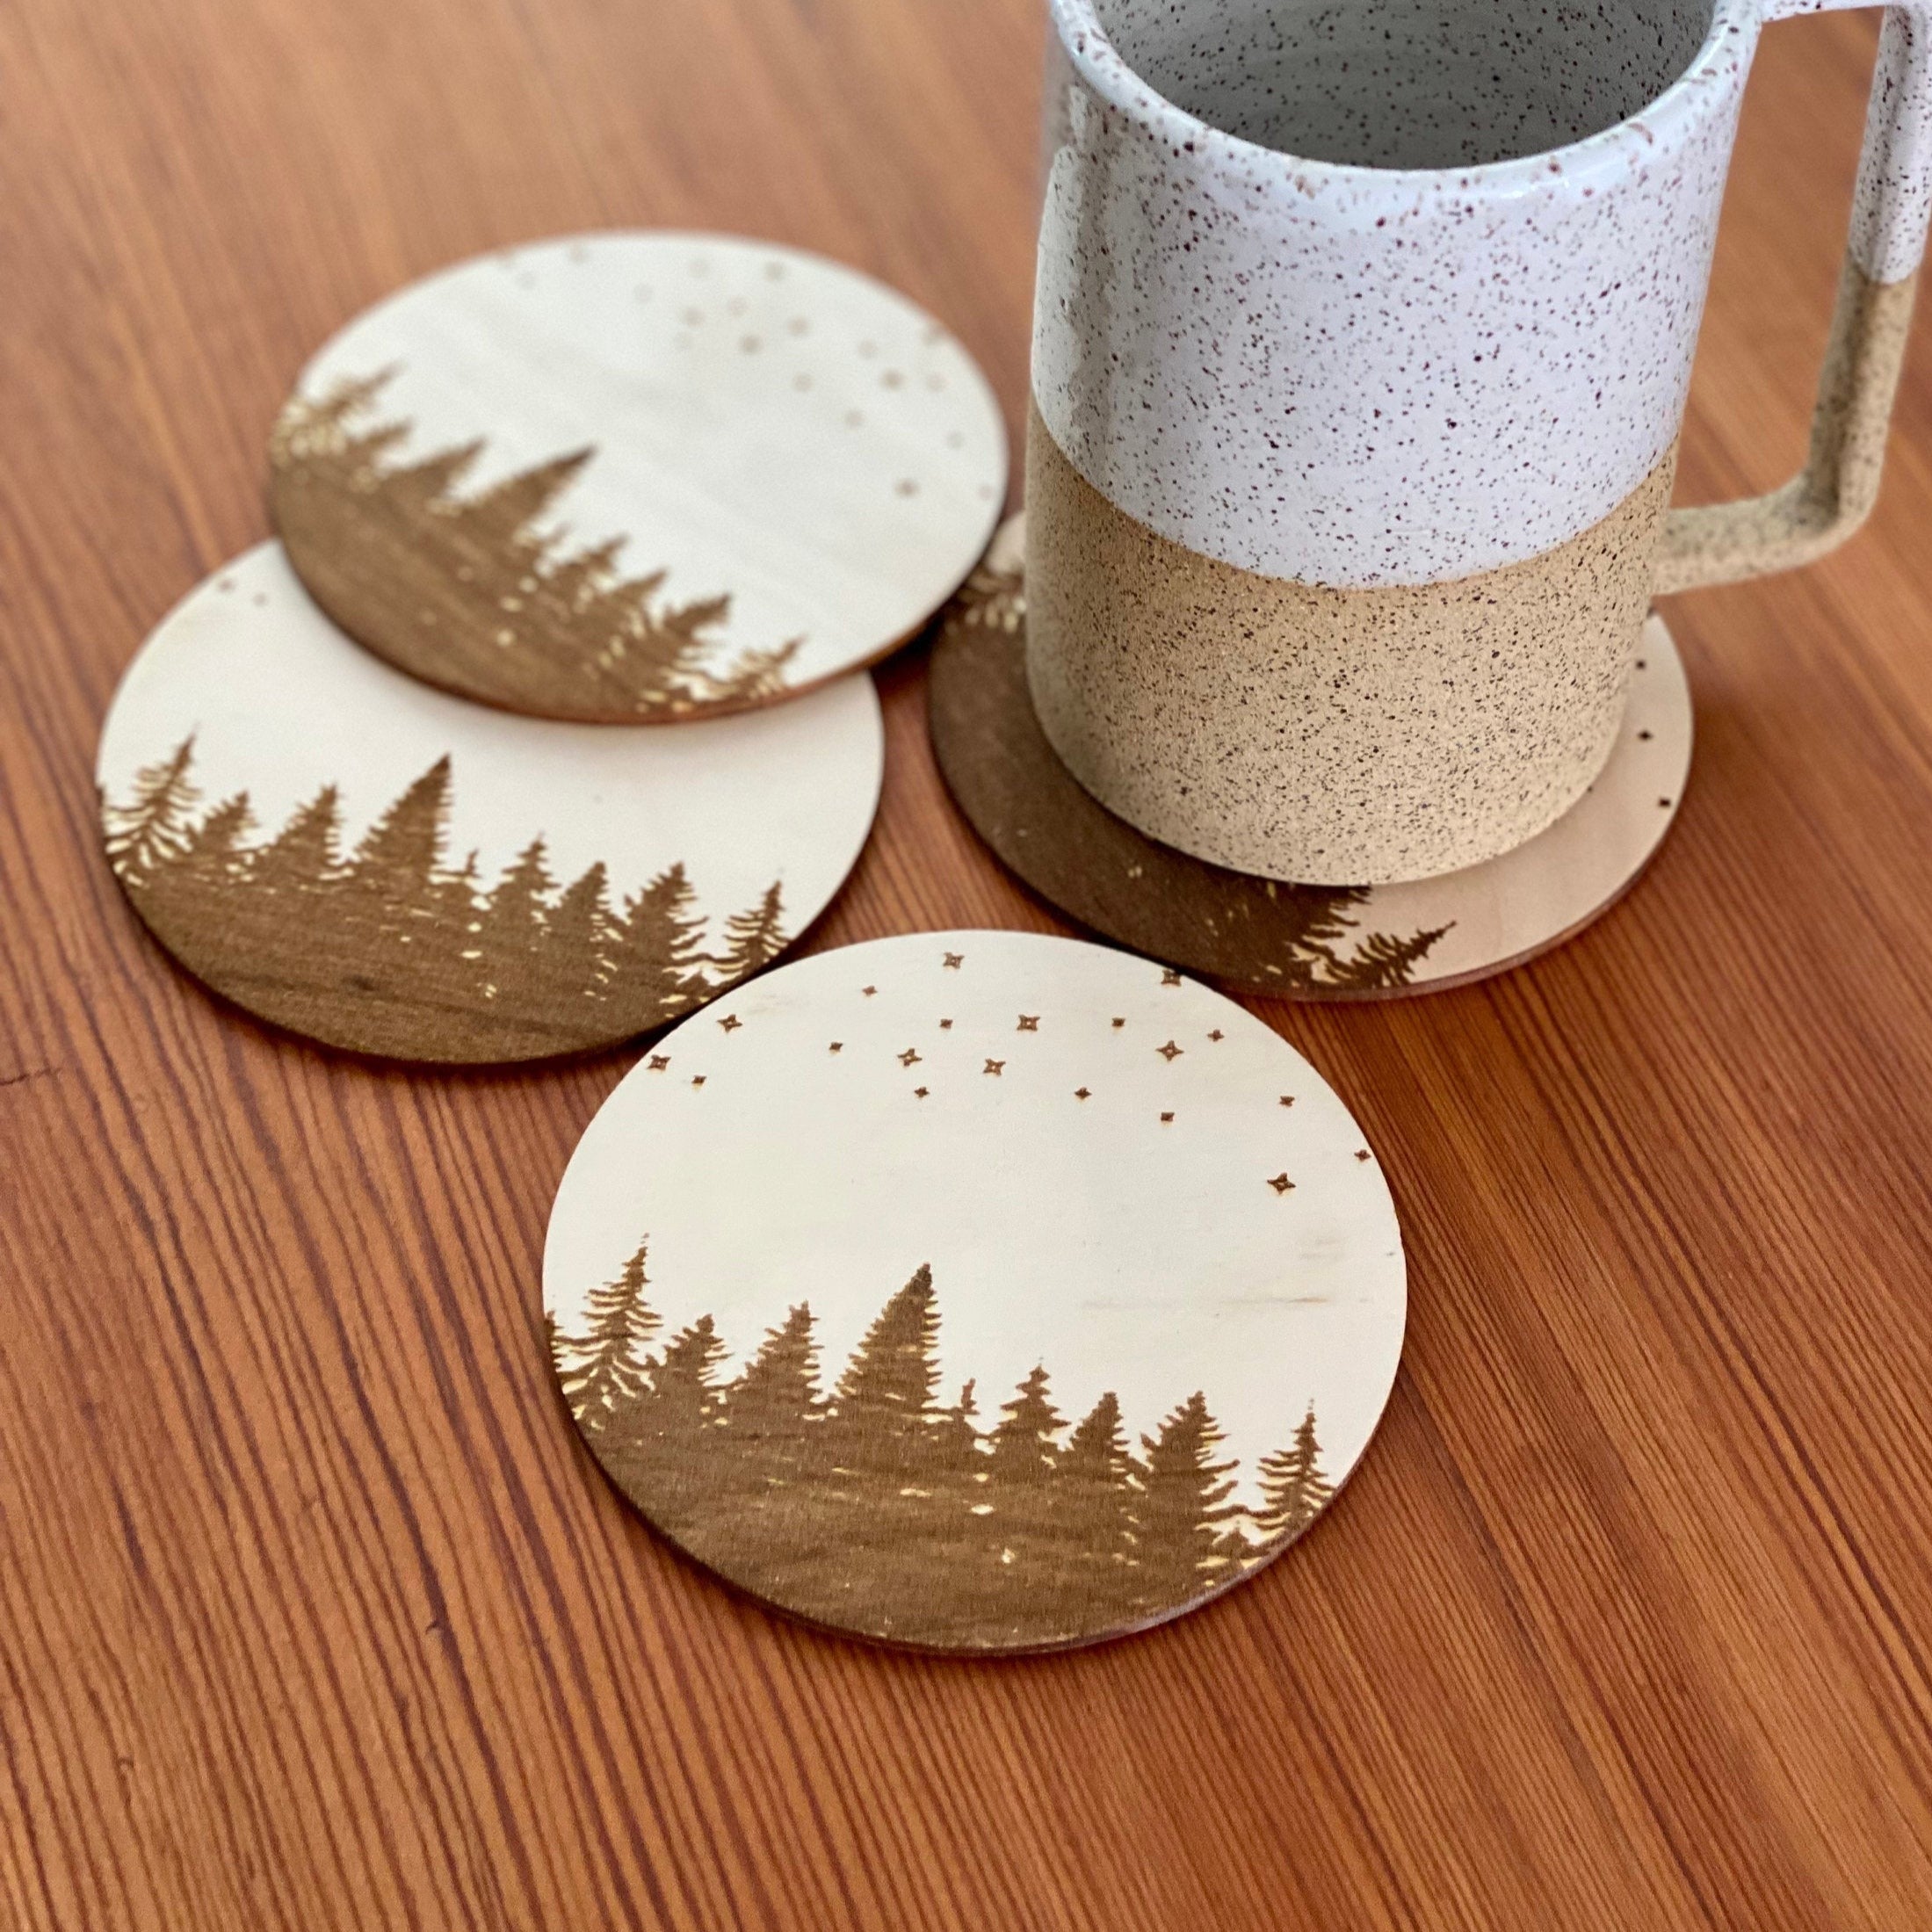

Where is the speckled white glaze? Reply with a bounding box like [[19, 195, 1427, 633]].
[[1840, 3, 1932, 281], [1034, 0, 1932, 588], [1027, 0, 1932, 882]]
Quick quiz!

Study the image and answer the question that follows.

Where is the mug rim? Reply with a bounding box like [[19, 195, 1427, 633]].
[[1046, 0, 1756, 196]]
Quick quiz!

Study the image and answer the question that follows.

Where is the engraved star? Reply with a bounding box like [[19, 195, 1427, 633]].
[[943, 952, 964, 969], [862, 985, 877, 996], [1279, 1095, 1295, 1108], [1111, 1017, 1125, 1029], [829, 1041, 843, 1053], [648, 1054, 670, 1071], [719, 1014, 742, 1032], [1355, 1149, 1371, 1161], [1207, 1030, 1225, 1043], [1268, 1173, 1294, 1195], [691, 1076, 706, 1088], [939, 1018, 953, 1030], [914, 1086, 929, 1098], [1017, 1015, 1039, 1031], [984, 1059, 1004, 1075], [1075, 1087, 1090, 1100], [899, 1048, 921, 1067], [1157, 1040, 1183, 1061], [1161, 968, 1183, 986]]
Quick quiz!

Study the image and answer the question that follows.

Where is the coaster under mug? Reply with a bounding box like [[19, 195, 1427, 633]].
[[930, 517, 1692, 1000]]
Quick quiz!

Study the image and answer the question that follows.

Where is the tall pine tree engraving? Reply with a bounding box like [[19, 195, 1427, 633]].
[[104, 736, 200, 883], [724, 1303, 825, 1473], [649, 1317, 730, 1432], [1255, 1404, 1333, 1543], [253, 784, 344, 897], [474, 835, 554, 1009], [344, 756, 450, 901], [554, 1240, 658, 1439], [342, 756, 452, 959], [829, 1264, 943, 1465], [982, 1366, 1067, 1582], [271, 370, 803, 718], [636, 1316, 731, 1523], [100, 737, 758, 1060], [541, 860, 615, 1002], [612, 864, 711, 1020], [706, 1303, 829, 1574], [714, 882, 787, 980], [1054, 1392, 1141, 1605], [1136, 1393, 1242, 1610], [822, 1260, 950, 1601], [177, 792, 256, 885], [1323, 925, 1453, 992]]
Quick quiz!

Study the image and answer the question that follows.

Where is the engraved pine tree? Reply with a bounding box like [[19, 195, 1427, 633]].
[[1320, 925, 1454, 993], [610, 865, 711, 1018], [1254, 1403, 1334, 1542], [713, 882, 788, 981], [549, 1260, 1337, 1650], [825, 1264, 946, 1499], [723, 1304, 827, 1473], [103, 736, 201, 882], [982, 1365, 1067, 1577], [253, 785, 345, 898], [177, 792, 255, 885], [101, 736, 788, 1061], [1053, 1392, 1142, 1603], [270, 370, 804, 719], [1133, 1393, 1243, 1610], [554, 1239, 658, 1439]]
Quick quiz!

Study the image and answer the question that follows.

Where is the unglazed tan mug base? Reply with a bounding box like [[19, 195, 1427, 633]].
[[1024, 404, 1674, 886], [934, 516, 1695, 999]]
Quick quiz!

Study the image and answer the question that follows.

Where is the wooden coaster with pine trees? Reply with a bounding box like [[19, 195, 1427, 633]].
[[270, 372, 804, 722], [103, 735, 790, 1061], [550, 1247, 1339, 1652]]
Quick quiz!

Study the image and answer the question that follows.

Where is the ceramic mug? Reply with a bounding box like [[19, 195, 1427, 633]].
[[1026, 0, 1932, 884]]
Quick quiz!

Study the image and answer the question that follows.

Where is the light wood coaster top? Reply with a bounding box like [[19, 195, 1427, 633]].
[[7, 4, 1930, 1927]]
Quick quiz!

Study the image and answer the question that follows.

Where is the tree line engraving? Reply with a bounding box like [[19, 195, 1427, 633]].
[[551, 1248, 1336, 1650], [103, 735, 787, 1061], [271, 371, 802, 720]]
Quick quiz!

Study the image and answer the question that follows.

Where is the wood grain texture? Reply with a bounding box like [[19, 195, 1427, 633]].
[[1, 2, 1928, 1927]]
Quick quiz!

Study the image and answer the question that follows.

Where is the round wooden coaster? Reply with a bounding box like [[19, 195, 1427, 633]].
[[270, 232, 1008, 723], [930, 517, 1694, 998], [544, 930, 1406, 1653], [97, 545, 883, 1063]]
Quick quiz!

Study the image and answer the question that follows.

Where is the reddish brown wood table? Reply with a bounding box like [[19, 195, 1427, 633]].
[[3, 4, 1928, 1926]]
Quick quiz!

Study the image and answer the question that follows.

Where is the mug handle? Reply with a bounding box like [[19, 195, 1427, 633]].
[[1657, 0, 1932, 593]]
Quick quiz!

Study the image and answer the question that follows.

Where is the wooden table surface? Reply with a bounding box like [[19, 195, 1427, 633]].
[[4, 2, 1930, 1926]]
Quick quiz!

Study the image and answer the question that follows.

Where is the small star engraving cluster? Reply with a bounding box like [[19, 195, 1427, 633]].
[[649, 951, 1337, 1202]]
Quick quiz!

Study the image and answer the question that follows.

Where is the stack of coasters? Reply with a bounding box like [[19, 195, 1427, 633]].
[[98, 233, 1009, 1062]]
